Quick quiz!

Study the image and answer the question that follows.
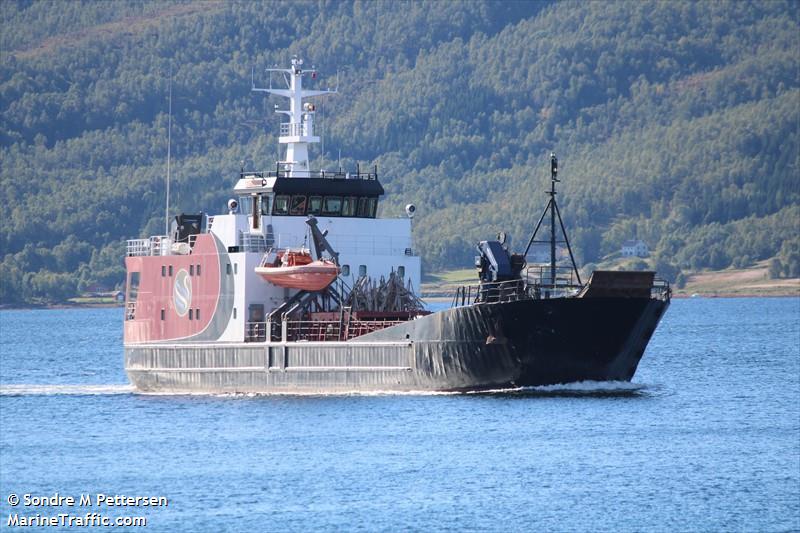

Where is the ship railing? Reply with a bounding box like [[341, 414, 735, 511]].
[[245, 318, 406, 342], [652, 278, 672, 301], [244, 321, 268, 342], [240, 164, 378, 181], [280, 122, 308, 137], [523, 265, 581, 287], [125, 235, 172, 257], [125, 302, 136, 321], [451, 279, 529, 307]]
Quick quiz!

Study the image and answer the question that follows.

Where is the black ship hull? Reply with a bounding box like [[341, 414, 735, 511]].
[[126, 295, 668, 393], [359, 296, 670, 388]]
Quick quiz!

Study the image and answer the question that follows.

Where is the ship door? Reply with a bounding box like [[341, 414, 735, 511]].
[[247, 304, 265, 342]]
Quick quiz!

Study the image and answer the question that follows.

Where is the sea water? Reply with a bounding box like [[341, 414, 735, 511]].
[[0, 298, 798, 531]]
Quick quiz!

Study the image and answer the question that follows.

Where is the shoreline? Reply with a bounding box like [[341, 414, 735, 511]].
[[0, 303, 124, 311], [2, 289, 798, 312]]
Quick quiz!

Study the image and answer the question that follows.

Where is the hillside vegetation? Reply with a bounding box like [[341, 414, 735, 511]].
[[1, 0, 798, 304]]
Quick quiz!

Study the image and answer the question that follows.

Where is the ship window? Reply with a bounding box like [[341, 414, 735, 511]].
[[341, 264, 350, 276], [196, 264, 201, 276], [127, 272, 140, 303], [196, 308, 200, 321], [273, 195, 290, 215], [189, 309, 193, 320], [323, 196, 342, 216], [261, 195, 271, 215], [342, 196, 357, 217], [239, 196, 252, 215], [290, 195, 307, 215], [161, 265, 166, 277], [398, 266, 405, 278], [168, 265, 173, 276], [160, 309, 165, 321], [226, 263, 231, 275], [367, 198, 377, 217], [234, 263, 238, 274], [359, 264, 367, 277], [189, 265, 194, 276], [233, 307, 237, 319], [357, 197, 369, 217], [308, 196, 322, 215]]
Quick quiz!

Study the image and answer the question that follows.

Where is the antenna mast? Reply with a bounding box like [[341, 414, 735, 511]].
[[522, 153, 582, 287], [251, 57, 337, 177], [164, 66, 172, 236]]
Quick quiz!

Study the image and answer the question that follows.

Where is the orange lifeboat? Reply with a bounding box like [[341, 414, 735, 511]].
[[255, 249, 339, 291]]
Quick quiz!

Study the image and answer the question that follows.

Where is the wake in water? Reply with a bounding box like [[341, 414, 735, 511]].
[[470, 380, 652, 398], [0, 384, 135, 396], [181, 381, 653, 398], [0, 381, 651, 398]]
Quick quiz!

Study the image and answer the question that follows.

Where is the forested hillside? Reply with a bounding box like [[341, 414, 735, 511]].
[[1, 0, 798, 304]]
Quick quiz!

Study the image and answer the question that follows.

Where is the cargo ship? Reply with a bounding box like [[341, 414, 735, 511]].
[[123, 58, 670, 393]]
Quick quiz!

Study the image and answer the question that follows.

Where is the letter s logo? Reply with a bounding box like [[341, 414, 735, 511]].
[[173, 269, 192, 316]]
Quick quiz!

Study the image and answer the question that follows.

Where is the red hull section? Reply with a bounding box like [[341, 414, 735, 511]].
[[124, 234, 225, 343]]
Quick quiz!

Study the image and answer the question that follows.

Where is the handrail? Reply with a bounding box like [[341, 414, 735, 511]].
[[652, 278, 672, 301], [244, 318, 405, 342], [240, 166, 378, 181], [450, 274, 670, 307]]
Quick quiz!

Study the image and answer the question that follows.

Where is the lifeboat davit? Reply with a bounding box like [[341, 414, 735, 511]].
[[255, 249, 339, 291]]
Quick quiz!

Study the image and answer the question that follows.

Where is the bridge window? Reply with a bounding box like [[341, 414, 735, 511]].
[[239, 196, 252, 215], [342, 196, 357, 217], [397, 266, 405, 278], [359, 265, 367, 277], [290, 195, 307, 215], [341, 264, 350, 276], [273, 195, 290, 215], [260, 195, 271, 215], [358, 197, 377, 217], [323, 196, 342, 216], [357, 197, 369, 217], [308, 196, 322, 215]]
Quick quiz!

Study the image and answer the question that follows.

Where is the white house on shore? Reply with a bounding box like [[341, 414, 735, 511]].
[[621, 239, 649, 258]]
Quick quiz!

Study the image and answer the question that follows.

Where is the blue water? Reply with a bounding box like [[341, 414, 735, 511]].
[[0, 298, 798, 532]]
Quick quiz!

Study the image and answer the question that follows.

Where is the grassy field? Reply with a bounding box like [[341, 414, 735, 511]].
[[422, 261, 799, 298], [677, 263, 799, 297]]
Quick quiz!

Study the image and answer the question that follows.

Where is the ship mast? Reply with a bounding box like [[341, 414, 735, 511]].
[[523, 153, 582, 287], [252, 57, 337, 178]]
